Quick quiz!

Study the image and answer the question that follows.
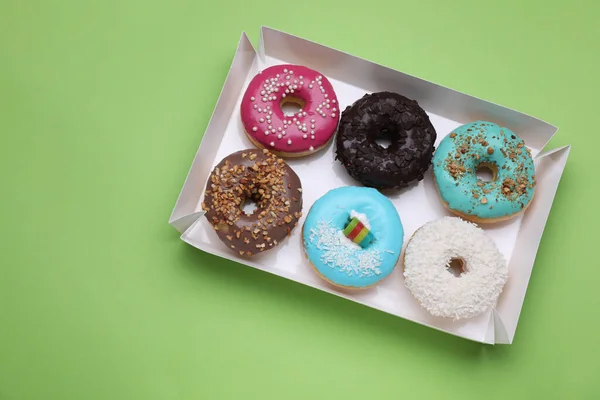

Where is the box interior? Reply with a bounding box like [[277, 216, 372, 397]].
[[170, 29, 570, 344]]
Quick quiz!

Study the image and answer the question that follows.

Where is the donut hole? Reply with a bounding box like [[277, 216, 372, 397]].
[[374, 130, 393, 149], [447, 257, 466, 277], [476, 162, 498, 182], [280, 96, 305, 117], [240, 197, 258, 216]]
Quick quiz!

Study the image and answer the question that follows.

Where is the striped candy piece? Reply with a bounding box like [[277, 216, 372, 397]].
[[343, 217, 374, 247]]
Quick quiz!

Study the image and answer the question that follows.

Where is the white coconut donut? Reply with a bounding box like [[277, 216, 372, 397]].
[[403, 217, 508, 320]]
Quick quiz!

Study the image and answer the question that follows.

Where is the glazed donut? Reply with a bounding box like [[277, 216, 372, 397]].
[[403, 217, 508, 320], [302, 186, 403, 289], [201, 149, 303, 256], [432, 121, 536, 223], [335, 92, 437, 189], [241, 64, 339, 158]]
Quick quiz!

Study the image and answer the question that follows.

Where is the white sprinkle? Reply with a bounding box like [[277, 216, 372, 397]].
[[277, 134, 282, 139], [332, 108, 337, 112], [253, 104, 257, 109], [311, 130, 315, 134], [252, 127, 257, 131], [276, 74, 280, 77], [284, 68, 288, 73], [404, 217, 507, 320], [311, 124, 315, 129], [270, 141, 275, 146], [332, 114, 336, 118], [311, 119, 315, 123], [282, 130, 287, 136], [332, 99, 336, 104], [271, 128, 276, 133], [299, 75, 303, 80], [261, 90, 265, 95], [317, 75, 322, 80], [264, 131, 269, 135], [290, 89, 294, 94], [258, 108, 262, 112], [302, 127, 308, 132], [309, 84, 313, 89], [326, 104, 330, 109], [289, 70, 294, 74], [326, 99, 330, 103], [268, 125, 272, 129], [269, 111, 273, 115], [293, 117, 297, 122], [309, 146, 314, 151], [259, 118, 264, 122], [286, 76, 290, 80], [300, 81, 304, 86], [287, 139, 292, 145], [285, 89, 290, 94], [303, 134, 307, 139], [262, 97, 267, 102], [293, 79, 298, 84], [250, 96, 255, 101], [302, 112, 307, 116], [278, 127, 282, 131], [282, 94, 286, 98], [311, 135, 315, 140]]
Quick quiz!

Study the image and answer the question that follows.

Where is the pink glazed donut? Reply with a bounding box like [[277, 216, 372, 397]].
[[240, 64, 340, 158]]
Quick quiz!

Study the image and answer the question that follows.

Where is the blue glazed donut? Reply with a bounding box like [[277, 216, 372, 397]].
[[432, 121, 536, 223], [302, 186, 403, 289]]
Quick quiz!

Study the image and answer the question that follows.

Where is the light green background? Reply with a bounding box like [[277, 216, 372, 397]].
[[1, 0, 599, 398]]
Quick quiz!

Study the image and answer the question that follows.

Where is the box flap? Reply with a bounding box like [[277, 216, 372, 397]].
[[259, 26, 558, 155], [494, 145, 571, 343], [169, 32, 258, 232], [493, 309, 510, 344]]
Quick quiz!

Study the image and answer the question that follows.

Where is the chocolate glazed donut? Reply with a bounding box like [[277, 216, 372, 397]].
[[335, 92, 437, 189]]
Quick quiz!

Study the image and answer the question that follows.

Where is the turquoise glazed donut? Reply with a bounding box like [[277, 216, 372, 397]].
[[302, 186, 403, 289], [432, 121, 536, 223]]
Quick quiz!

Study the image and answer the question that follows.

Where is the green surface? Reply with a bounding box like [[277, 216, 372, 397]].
[[1, 0, 599, 398]]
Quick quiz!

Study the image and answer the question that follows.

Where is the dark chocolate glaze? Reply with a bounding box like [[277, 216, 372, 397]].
[[335, 92, 437, 189], [202, 149, 303, 256]]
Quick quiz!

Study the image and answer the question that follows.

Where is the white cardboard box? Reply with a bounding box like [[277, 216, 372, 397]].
[[169, 27, 570, 344]]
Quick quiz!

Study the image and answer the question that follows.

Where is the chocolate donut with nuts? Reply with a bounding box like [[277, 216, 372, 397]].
[[201, 149, 303, 256]]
